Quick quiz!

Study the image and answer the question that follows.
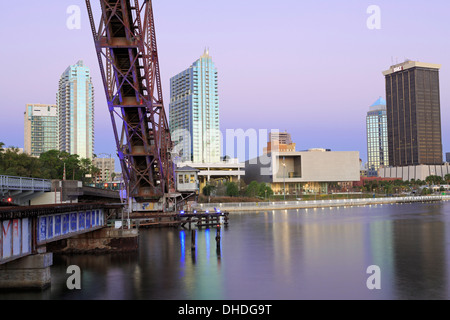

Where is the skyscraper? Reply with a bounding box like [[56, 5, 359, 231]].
[[383, 60, 442, 166], [24, 104, 59, 157], [57, 60, 95, 159], [366, 97, 389, 176], [169, 50, 220, 163]]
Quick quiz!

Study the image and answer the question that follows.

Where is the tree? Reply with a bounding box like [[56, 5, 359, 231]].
[[0, 148, 41, 177], [203, 184, 215, 197], [226, 182, 239, 197], [245, 181, 260, 198], [426, 175, 443, 186], [258, 183, 273, 199], [444, 174, 450, 185]]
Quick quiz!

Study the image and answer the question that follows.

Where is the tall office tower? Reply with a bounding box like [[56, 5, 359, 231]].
[[57, 60, 95, 159], [366, 97, 389, 176], [24, 104, 59, 157], [169, 49, 220, 163], [383, 60, 443, 166]]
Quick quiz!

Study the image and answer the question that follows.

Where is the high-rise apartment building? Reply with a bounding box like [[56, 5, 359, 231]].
[[24, 104, 59, 157], [169, 50, 220, 163], [93, 156, 115, 183], [383, 60, 442, 166], [366, 97, 389, 176], [57, 60, 95, 159]]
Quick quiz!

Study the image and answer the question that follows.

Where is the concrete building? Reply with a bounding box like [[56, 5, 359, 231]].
[[58, 60, 95, 159], [244, 149, 360, 195], [169, 49, 220, 163], [24, 104, 59, 157], [379, 164, 450, 181], [383, 60, 443, 166], [93, 156, 115, 183], [366, 97, 389, 176]]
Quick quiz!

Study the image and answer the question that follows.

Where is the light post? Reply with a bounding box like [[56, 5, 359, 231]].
[[282, 157, 286, 201]]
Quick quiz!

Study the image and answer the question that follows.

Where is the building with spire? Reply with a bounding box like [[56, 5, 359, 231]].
[[366, 97, 389, 176], [169, 49, 220, 163]]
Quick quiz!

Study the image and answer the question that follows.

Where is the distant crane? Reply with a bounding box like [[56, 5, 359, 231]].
[[86, 0, 176, 213]]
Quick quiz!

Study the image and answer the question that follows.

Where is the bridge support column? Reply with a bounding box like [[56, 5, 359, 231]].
[[0, 253, 53, 291]]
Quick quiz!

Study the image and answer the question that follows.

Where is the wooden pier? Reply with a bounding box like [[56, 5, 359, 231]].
[[123, 211, 229, 229]]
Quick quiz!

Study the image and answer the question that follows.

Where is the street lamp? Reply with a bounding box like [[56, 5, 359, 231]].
[[282, 157, 286, 201]]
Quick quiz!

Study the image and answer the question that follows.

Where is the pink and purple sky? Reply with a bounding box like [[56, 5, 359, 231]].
[[1, 0, 449, 169]]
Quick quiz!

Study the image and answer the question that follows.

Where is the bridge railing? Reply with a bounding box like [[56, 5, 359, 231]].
[[0, 175, 52, 192]]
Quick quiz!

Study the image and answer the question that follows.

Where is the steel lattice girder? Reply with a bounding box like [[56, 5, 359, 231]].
[[86, 0, 174, 201]]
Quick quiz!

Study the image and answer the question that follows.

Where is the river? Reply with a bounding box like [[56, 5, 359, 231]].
[[2, 201, 450, 300]]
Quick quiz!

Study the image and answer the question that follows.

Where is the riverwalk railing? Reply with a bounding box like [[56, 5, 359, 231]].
[[193, 195, 450, 212], [0, 175, 52, 192]]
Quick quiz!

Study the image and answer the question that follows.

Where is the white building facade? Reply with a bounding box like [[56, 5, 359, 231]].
[[245, 149, 361, 195]]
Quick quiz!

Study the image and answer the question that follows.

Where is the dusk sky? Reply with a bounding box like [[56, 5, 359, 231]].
[[1, 0, 449, 170]]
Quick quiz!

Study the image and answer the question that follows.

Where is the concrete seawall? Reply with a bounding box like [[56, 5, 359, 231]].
[[193, 195, 450, 213]]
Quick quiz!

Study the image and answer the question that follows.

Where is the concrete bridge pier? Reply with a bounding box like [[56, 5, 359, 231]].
[[0, 252, 53, 291]]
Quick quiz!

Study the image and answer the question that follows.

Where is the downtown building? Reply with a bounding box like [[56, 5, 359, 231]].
[[24, 104, 59, 157], [366, 97, 389, 177], [263, 131, 296, 155], [93, 156, 115, 183], [169, 49, 221, 164], [380, 60, 445, 181], [57, 60, 95, 159], [245, 148, 360, 196], [170, 50, 245, 192]]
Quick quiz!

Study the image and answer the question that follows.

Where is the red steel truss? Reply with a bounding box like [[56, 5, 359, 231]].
[[86, 0, 174, 203]]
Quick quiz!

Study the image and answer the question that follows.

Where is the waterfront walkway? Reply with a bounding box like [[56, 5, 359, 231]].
[[193, 195, 450, 212]]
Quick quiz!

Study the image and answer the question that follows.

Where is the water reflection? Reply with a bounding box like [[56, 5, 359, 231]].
[[1, 202, 450, 300]]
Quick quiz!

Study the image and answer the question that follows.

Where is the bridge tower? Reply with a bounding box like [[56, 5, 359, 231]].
[[86, 0, 175, 212]]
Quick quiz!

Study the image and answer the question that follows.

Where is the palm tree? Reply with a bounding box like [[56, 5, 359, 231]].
[[444, 174, 450, 185]]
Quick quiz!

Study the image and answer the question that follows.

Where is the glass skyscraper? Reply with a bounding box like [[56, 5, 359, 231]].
[[366, 97, 389, 177], [169, 50, 220, 163], [57, 60, 95, 159], [24, 104, 59, 157]]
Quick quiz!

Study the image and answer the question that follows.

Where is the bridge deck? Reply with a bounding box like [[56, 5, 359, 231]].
[[0, 203, 124, 265]]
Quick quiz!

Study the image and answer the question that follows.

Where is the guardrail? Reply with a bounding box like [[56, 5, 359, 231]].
[[0, 175, 52, 192], [192, 195, 450, 211]]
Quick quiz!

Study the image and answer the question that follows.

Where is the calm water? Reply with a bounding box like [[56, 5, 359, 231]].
[[3, 201, 450, 300]]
